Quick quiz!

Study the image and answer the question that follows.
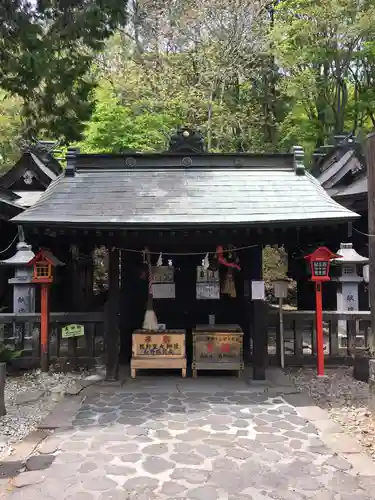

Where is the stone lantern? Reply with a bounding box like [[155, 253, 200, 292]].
[[332, 243, 368, 341], [0, 240, 36, 315], [0, 240, 35, 349]]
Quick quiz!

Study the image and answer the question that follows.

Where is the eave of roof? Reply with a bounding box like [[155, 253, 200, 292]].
[[332, 176, 367, 198], [13, 191, 44, 208]]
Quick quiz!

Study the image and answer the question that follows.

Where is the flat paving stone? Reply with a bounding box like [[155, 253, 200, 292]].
[[171, 468, 211, 484], [324, 455, 353, 471], [195, 444, 220, 457], [105, 464, 136, 476], [212, 457, 239, 471], [66, 493, 96, 500], [98, 491, 131, 500], [142, 456, 175, 474], [0, 462, 23, 479], [12, 471, 46, 488], [81, 476, 118, 491], [78, 462, 98, 473], [160, 481, 187, 496], [105, 443, 139, 454], [256, 433, 286, 443], [142, 443, 169, 455], [123, 476, 159, 490], [2, 387, 375, 500], [170, 453, 204, 465], [120, 453, 142, 463], [186, 485, 220, 500], [25, 455, 54, 471]]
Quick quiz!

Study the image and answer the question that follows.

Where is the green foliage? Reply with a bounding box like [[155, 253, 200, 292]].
[[79, 86, 180, 153], [0, 0, 128, 142], [2, 0, 375, 159], [0, 91, 23, 170], [273, 0, 375, 151], [0, 345, 22, 364]]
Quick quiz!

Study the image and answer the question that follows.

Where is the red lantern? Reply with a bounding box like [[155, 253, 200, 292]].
[[28, 249, 64, 372], [304, 246, 340, 282], [304, 247, 341, 377]]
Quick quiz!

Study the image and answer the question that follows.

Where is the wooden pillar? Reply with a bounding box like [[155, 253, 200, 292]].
[[250, 245, 268, 380], [241, 250, 251, 361], [366, 131, 375, 352], [120, 249, 135, 364], [105, 247, 120, 380]]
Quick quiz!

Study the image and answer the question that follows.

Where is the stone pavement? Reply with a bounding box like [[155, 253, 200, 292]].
[[2, 372, 375, 500]]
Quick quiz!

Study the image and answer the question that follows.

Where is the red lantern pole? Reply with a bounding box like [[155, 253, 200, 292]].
[[315, 281, 324, 376], [305, 246, 341, 378], [40, 284, 49, 372]]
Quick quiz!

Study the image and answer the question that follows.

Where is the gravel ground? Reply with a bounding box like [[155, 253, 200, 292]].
[[287, 367, 375, 459], [0, 369, 87, 458]]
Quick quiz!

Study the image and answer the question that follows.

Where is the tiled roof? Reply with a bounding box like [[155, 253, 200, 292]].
[[12, 153, 358, 227]]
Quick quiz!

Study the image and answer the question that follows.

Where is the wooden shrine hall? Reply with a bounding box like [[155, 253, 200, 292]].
[[11, 128, 359, 380]]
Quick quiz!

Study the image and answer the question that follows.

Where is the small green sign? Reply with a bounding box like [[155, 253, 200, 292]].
[[62, 324, 85, 338]]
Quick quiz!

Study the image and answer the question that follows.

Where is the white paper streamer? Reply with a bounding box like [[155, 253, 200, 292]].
[[203, 253, 210, 270], [156, 252, 163, 267]]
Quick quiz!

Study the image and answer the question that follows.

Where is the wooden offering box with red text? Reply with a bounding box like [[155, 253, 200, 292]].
[[131, 329, 187, 378], [192, 325, 244, 377]]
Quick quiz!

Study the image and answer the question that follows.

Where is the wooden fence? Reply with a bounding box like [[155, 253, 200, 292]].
[[0, 312, 105, 369], [0, 309, 372, 370], [268, 309, 371, 365]]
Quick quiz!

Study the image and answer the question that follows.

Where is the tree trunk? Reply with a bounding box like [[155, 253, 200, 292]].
[[0, 363, 6, 417]]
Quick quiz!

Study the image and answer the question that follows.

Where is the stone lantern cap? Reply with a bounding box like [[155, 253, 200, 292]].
[[0, 241, 35, 266], [332, 243, 368, 265]]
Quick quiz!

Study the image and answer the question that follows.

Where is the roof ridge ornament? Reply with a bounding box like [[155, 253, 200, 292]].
[[292, 146, 305, 176], [65, 147, 79, 177], [168, 127, 206, 153]]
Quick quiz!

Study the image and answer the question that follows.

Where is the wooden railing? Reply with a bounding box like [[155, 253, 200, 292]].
[[0, 312, 105, 369], [268, 309, 371, 365], [1, 308, 371, 369]]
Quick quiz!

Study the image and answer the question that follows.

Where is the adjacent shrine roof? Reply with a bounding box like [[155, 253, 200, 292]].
[[12, 148, 358, 228], [313, 133, 367, 208]]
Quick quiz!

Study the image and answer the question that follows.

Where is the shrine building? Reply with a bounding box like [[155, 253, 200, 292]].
[[11, 128, 359, 380]]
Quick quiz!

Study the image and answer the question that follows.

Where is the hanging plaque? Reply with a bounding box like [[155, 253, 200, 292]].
[[152, 266, 174, 283], [196, 282, 220, 300], [152, 283, 176, 299], [152, 266, 175, 298], [196, 266, 219, 283]]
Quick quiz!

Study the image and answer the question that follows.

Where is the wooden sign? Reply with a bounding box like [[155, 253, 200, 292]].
[[131, 330, 187, 378], [62, 324, 85, 338], [192, 328, 244, 377], [194, 334, 242, 362], [132, 331, 185, 357]]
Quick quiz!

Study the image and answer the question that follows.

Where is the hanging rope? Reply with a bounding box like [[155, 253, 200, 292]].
[[0, 233, 18, 254], [145, 248, 153, 295], [353, 226, 375, 238], [113, 243, 259, 257]]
